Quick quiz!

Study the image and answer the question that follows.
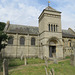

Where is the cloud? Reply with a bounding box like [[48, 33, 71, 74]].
[[0, 0, 75, 30]]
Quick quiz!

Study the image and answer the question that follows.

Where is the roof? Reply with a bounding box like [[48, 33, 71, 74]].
[[62, 29, 75, 38], [6, 24, 39, 35], [44, 6, 61, 13], [5, 24, 75, 38]]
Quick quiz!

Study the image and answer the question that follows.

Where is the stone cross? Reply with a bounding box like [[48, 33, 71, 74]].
[[44, 56, 48, 67], [3, 59, 8, 75], [45, 67, 48, 75], [52, 53, 58, 64], [24, 56, 27, 65]]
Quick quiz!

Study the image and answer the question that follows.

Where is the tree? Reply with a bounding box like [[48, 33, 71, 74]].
[[0, 22, 8, 52]]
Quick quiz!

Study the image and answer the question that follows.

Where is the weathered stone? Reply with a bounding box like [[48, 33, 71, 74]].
[[51, 68, 55, 75], [0, 52, 2, 60], [70, 48, 75, 66], [49, 71, 52, 75], [3, 59, 8, 75], [70, 54, 74, 65], [74, 47, 75, 66], [45, 67, 48, 75], [24, 57, 27, 65], [53, 53, 58, 64], [20, 54, 24, 60], [44, 57, 48, 67]]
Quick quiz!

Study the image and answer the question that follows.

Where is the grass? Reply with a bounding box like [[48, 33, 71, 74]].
[[9, 59, 24, 67], [9, 60, 75, 75], [0, 58, 75, 75], [27, 58, 45, 64], [65, 56, 70, 59], [9, 58, 45, 67]]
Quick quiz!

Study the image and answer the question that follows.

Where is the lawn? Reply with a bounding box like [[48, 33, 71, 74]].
[[9, 59, 75, 75], [0, 58, 75, 75]]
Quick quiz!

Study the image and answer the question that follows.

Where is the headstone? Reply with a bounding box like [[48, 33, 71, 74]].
[[70, 47, 75, 66], [44, 56, 48, 67], [24, 56, 27, 65], [73, 47, 75, 66], [52, 53, 58, 64], [20, 54, 24, 60], [3, 59, 8, 75], [0, 52, 2, 60], [70, 54, 74, 65], [49, 71, 52, 75], [45, 67, 48, 75], [51, 68, 55, 75]]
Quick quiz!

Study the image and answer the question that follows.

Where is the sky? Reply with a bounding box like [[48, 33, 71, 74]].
[[0, 0, 75, 30]]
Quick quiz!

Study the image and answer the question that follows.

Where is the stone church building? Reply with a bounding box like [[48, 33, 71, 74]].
[[2, 6, 75, 59]]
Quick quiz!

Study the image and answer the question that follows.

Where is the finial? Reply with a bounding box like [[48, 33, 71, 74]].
[[7, 21, 10, 25], [48, 1, 50, 7]]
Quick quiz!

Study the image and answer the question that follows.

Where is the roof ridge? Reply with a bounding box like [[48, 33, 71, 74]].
[[10, 24, 38, 28]]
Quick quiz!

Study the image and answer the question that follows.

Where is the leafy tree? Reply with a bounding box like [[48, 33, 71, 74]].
[[0, 22, 8, 52]]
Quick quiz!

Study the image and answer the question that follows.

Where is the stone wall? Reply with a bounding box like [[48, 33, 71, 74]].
[[2, 34, 39, 58]]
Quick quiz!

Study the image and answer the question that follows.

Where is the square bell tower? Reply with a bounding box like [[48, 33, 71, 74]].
[[39, 6, 63, 59]]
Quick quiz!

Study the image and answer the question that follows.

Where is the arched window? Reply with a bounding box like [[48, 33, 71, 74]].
[[54, 25, 55, 32], [48, 24, 50, 31], [51, 24, 53, 32], [56, 25, 58, 32], [70, 42, 71, 47], [68, 40, 71, 47], [31, 38, 35, 45], [20, 37, 25, 45], [8, 36, 13, 45]]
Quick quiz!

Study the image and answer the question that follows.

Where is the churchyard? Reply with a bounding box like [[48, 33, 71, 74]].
[[0, 56, 75, 75]]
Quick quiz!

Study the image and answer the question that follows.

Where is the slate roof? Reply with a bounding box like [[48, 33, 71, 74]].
[[44, 6, 61, 13], [6, 24, 39, 35], [5, 24, 75, 38], [62, 30, 75, 38]]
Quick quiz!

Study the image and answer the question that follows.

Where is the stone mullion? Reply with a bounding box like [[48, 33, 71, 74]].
[[50, 24, 51, 32]]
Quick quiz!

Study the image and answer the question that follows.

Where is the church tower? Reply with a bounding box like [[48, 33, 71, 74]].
[[39, 5, 63, 59]]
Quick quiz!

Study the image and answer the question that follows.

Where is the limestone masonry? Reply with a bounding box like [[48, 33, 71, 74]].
[[2, 6, 75, 59]]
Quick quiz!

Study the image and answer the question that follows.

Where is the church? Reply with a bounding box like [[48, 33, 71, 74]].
[[2, 6, 75, 59]]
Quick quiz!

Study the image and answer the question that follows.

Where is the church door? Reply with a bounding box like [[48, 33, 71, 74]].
[[49, 46, 56, 57]]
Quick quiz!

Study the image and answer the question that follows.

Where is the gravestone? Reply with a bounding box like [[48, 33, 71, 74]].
[[70, 47, 75, 66], [0, 52, 2, 60], [52, 53, 58, 64], [74, 47, 75, 66], [49, 71, 52, 75], [24, 56, 27, 65], [44, 56, 48, 67], [3, 59, 8, 75], [20, 54, 24, 60], [51, 68, 55, 75], [45, 67, 48, 75]]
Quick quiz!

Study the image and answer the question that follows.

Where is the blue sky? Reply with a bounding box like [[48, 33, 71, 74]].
[[0, 0, 75, 30]]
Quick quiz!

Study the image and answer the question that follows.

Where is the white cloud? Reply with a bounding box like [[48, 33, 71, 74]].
[[0, 0, 75, 30]]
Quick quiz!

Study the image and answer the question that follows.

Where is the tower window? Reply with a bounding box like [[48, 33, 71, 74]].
[[48, 24, 50, 31], [54, 25, 55, 32], [56, 25, 58, 32], [51, 24, 53, 32]]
